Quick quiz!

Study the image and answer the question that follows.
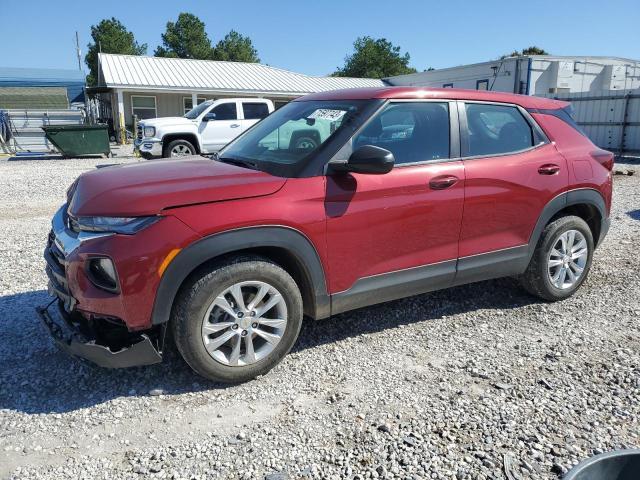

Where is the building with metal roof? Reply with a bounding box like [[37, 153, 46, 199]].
[[93, 53, 385, 132]]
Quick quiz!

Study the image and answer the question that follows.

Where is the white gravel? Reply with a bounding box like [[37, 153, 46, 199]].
[[0, 157, 639, 480]]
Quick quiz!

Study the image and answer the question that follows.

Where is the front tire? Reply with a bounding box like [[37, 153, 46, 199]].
[[163, 139, 196, 158], [171, 256, 303, 383], [520, 215, 594, 301]]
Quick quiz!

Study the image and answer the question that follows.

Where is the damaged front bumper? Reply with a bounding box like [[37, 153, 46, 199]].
[[36, 300, 163, 369]]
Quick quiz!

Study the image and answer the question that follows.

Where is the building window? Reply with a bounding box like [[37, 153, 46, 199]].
[[184, 96, 208, 114], [443, 83, 454, 88], [131, 95, 157, 120], [476, 79, 489, 91]]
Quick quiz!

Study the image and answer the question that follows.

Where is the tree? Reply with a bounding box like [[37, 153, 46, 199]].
[[333, 37, 417, 78], [212, 30, 260, 62], [85, 18, 147, 86], [502, 46, 549, 58], [154, 13, 213, 60]]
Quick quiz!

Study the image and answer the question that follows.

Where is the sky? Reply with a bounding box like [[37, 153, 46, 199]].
[[1, 0, 639, 76]]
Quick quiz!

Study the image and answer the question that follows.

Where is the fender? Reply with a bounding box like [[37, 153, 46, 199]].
[[150, 226, 330, 325], [527, 187, 608, 259]]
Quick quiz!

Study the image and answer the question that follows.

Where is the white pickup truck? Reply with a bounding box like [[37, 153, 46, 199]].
[[135, 98, 274, 159]]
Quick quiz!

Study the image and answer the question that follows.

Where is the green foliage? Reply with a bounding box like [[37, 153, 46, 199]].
[[154, 13, 213, 60], [502, 46, 550, 59], [333, 37, 417, 78], [212, 30, 260, 63], [85, 18, 147, 86]]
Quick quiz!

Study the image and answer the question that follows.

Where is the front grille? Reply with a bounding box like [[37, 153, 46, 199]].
[[44, 231, 76, 310], [137, 124, 143, 141]]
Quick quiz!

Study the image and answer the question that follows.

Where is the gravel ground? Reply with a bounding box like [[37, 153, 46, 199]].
[[0, 157, 639, 480]]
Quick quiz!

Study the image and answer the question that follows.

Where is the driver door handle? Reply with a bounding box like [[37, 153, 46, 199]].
[[429, 175, 459, 190], [230, 123, 240, 128]]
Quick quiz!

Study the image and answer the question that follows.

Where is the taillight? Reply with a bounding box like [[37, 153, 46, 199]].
[[590, 149, 614, 171]]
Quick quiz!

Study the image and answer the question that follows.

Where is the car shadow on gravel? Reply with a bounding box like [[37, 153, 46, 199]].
[[0, 278, 534, 415]]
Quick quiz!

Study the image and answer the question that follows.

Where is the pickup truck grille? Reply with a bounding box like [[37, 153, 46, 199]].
[[137, 124, 143, 141], [44, 230, 76, 310]]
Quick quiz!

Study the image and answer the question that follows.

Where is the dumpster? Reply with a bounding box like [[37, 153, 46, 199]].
[[42, 124, 110, 157], [564, 450, 640, 480]]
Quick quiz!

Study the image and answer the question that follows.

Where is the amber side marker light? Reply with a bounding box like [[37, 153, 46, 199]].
[[158, 248, 181, 277]]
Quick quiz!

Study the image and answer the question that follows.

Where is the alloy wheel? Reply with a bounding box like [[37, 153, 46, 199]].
[[170, 144, 193, 156], [547, 229, 588, 289], [201, 281, 288, 367]]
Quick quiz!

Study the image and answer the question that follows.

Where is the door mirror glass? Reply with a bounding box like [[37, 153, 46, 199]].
[[329, 145, 394, 175]]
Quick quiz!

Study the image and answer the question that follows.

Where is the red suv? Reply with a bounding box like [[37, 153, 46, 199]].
[[39, 87, 613, 382]]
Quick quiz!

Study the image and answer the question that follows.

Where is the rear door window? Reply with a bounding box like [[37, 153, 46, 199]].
[[352, 102, 450, 165], [464, 103, 534, 156], [243, 102, 270, 120]]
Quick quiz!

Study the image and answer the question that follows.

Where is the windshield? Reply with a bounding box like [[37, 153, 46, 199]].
[[218, 100, 371, 176], [184, 100, 213, 119]]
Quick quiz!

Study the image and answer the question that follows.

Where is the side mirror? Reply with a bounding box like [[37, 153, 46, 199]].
[[203, 112, 216, 122], [329, 145, 394, 175]]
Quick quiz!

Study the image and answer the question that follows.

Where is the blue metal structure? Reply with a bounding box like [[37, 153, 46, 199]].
[[0, 67, 85, 103]]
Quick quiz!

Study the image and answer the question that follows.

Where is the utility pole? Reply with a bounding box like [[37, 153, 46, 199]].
[[75, 31, 82, 71]]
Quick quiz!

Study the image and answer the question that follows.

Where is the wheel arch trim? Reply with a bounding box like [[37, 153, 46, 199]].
[[528, 188, 608, 259], [150, 225, 330, 326]]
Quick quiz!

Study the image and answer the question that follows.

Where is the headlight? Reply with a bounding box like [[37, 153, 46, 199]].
[[144, 126, 156, 138], [75, 216, 160, 235]]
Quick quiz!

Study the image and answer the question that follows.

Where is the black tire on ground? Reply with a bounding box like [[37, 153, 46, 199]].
[[520, 215, 594, 301], [171, 256, 303, 383], [163, 139, 196, 158]]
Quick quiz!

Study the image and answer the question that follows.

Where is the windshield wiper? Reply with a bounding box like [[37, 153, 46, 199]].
[[217, 156, 259, 171]]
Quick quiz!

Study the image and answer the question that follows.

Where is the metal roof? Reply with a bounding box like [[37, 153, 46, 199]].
[[99, 54, 385, 96], [0, 66, 85, 85]]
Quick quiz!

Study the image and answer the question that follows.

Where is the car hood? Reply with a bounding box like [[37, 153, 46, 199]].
[[140, 117, 195, 129], [68, 158, 286, 217]]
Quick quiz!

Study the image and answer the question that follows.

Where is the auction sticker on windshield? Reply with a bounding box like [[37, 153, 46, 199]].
[[308, 109, 347, 121]]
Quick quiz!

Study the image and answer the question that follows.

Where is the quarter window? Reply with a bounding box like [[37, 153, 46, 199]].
[[243, 102, 270, 120], [210, 102, 237, 121], [464, 103, 534, 156], [131, 95, 157, 120], [352, 102, 450, 165]]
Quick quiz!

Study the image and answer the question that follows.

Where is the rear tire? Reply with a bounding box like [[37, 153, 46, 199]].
[[171, 256, 303, 383], [163, 139, 196, 158], [520, 215, 594, 301]]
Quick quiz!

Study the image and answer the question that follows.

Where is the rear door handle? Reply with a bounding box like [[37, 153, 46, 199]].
[[538, 163, 560, 175], [230, 124, 240, 128], [429, 175, 459, 190]]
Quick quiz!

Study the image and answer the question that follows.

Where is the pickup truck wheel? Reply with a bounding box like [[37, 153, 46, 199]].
[[164, 139, 196, 158], [172, 256, 303, 383], [520, 215, 594, 301]]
